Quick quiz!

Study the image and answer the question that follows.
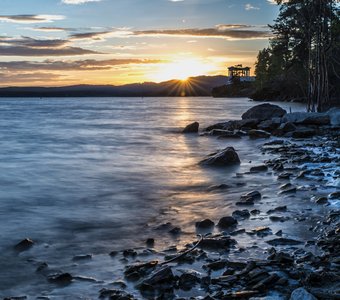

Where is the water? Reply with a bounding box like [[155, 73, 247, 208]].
[[0, 97, 309, 298]]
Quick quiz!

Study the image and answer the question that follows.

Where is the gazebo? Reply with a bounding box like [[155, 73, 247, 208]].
[[228, 64, 251, 78]]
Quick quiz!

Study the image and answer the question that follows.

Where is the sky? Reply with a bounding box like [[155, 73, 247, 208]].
[[0, 0, 280, 86]]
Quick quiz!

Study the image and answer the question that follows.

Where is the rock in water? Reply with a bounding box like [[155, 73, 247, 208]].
[[14, 238, 34, 252], [200, 147, 240, 166], [242, 103, 286, 121], [217, 216, 237, 228], [182, 122, 199, 133], [195, 219, 215, 229], [290, 287, 317, 300]]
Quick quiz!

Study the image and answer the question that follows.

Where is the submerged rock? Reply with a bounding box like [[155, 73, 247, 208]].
[[200, 147, 240, 166], [48, 273, 73, 284], [242, 103, 286, 121], [250, 165, 268, 172], [182, 121, 199, 133]]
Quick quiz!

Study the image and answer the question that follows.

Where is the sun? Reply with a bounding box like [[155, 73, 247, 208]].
[[149, 58, 216, 82]]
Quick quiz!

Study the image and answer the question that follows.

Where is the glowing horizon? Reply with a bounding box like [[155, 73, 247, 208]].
[[0, 0, 279, 87]]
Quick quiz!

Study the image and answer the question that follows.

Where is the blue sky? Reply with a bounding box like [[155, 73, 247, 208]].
[[0, 0, 279, 86]]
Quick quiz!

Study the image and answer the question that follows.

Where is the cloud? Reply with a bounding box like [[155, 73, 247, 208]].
[[245, 4, 260, 10], [0, 15, 65, 24], [31, 26, 73, 32], [132, 25, 271, 40], [0, 36, 101, 56], [0, 58, 165, 71], [61, 0, 102, 4], [69, 30, 111, 40], [0, 72, 64, 84]]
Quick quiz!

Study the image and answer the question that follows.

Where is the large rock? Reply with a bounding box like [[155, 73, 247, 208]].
[[217, 216, 237, 228], [183, 122, 199, 133], [290, 287, 317, 300], [282, 112, 330, 125], [200, 147, 240, 166], [242, 103, 286, 121]]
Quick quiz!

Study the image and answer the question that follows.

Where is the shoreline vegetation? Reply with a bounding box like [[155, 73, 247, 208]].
[[9, 103, 339, 300]]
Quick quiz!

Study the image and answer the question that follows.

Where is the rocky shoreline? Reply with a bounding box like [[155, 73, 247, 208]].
[[6, 104, 340, 300]]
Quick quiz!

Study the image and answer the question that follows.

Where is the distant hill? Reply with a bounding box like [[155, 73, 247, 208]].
[[0, 75, 228, 97]]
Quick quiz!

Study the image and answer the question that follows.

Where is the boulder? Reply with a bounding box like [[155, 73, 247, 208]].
[[249, 129, 271, 139], [290, 287, 317, 300], [183, 121, 199, 133], [200, 147, 240, 166], [242, 103, 287, 121], [279, 122, 297, 133]]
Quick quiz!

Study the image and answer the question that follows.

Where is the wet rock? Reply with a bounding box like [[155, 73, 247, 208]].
[[124, 261, 158, 281], [207, 183, 230, 191], [279, 122, 297, 133], [217, 216, 237, 229], [242, 103, 286, 121], [99, 288, 135, 300], [290, 287, 317, 300], [218, 131, 242, 139], [267, 206, 287, 214], [278, 172, 292, 179], [251, 226, 272, 237], [267, 238, 303, 246], [183, 121, 199, 133], [146, 238, 155, 247], [279, 186, 297, 194], [123, 249, 137, 257], [329, 191, 340, 199], [263, 140, 285, 146], [178, 270, 201, 290], [269, 216, 290, 222], [141, 266, 174, 286], [230, 228, 246, 236], [249, 129, 271, 139], [195, 219, 215, 229], [3, 297, 27, 300], [203, 260, 229, 271], [315, 197, 328, 205], [241, 190, 262, 201], [292, 128, 316, 138], [72, 254, 92, 261], [199, 236, 236, 250], [258, 119, 279, 131], [109, 250, 118, 257], [14, 238, 34, 252], [251, 209, 261, 215], [200, 147, 240, 166], [48, 273, 73, 284], [268, 251, 294, 264], [169, 227, 181, 235], [250, 165, 268, 172], [232, 209, 250, 219]]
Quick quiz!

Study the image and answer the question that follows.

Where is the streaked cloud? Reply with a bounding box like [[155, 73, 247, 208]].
[[0, 58, 165, 71], [132, 25, 270, 40], [0, 14, 65, 23], [0, 36, 101, 56]]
